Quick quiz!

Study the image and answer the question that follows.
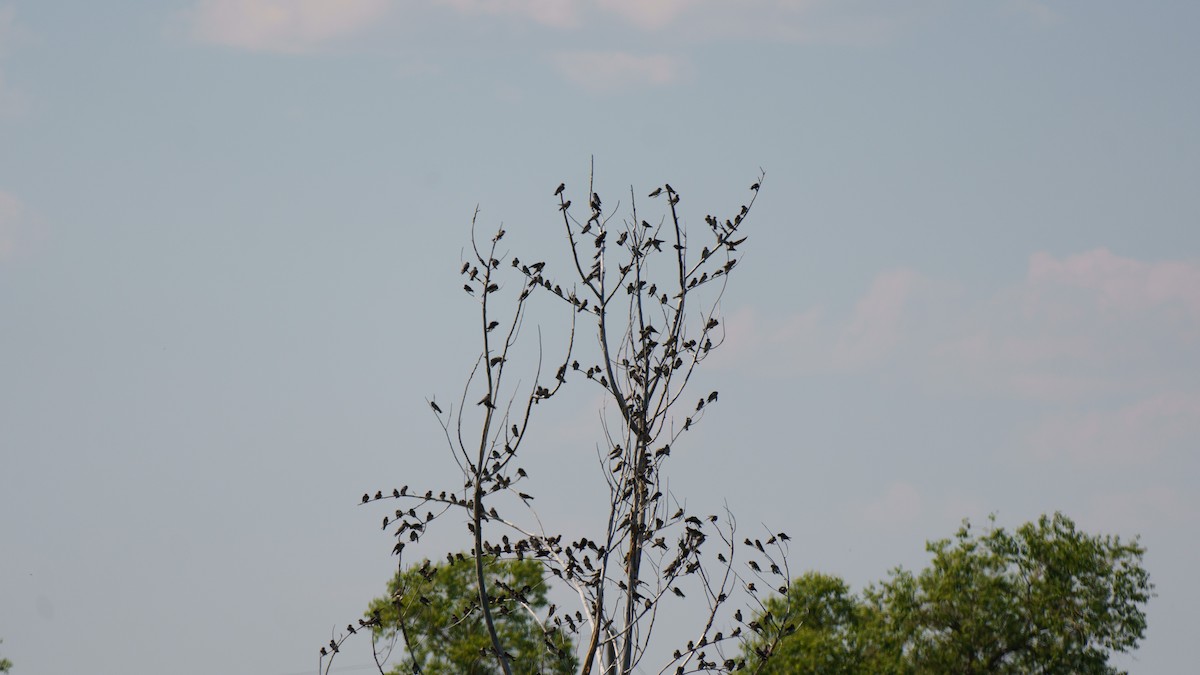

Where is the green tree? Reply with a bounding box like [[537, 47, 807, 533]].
[[744, 513, 1152, 675], [0, 638, 11, 674], [742, 572, 865, 674], [365, 554, 576, 675]]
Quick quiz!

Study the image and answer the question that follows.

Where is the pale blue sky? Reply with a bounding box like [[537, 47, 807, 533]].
[[1, 2, 1197, 673]]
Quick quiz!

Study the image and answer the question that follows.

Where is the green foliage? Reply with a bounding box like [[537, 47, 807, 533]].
[[743, 572, 865, 674], [0, 638, 10, 674], [743, 513, 1152, 675], [367, 554, 576, 675]]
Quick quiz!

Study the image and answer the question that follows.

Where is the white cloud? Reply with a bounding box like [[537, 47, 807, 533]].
[[714, 268, 924, 375], [436, 0, 578, 28], [433, 0, 895, 45], [832, 268, 917, 369], [1027, 248, 1200, 322], [552, 51, 686, 93], [862, 481, 922, 526], [0, 4, 16, 50], [0, 4, 28, 115], [716, 248, 1200, 471], [1086, 485, 1192, 533], [1026, 393, 1200, 465], [0, 190, 24, 259], [594, 0, 691, 30], [1005, 0, 1059, 28], [187, 0, 390, 54]]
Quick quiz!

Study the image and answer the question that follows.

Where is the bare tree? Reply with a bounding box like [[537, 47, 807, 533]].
[[321, 166, 796, 675]]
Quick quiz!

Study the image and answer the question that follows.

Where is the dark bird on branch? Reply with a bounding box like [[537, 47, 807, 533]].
[[648, 187, 663, 198], [430, 401, 443, 414], [555, 183, 565, 196], [560, 200, 571, 211]]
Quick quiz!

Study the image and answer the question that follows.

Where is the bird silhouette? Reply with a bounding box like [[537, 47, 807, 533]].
[[430, 401, 443, 413], [555, 183, 565, 196]]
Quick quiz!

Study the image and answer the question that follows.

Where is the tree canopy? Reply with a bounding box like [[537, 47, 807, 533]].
[[743, 513, 1152, 674], [366, 554, 576, 675]]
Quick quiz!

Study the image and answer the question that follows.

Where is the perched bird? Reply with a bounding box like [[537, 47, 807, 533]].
[[430, 401, 443, 414], [554, 183, 565, 196], [648, 187, 663, 198], [559, 200, 571, 211], [361, 493, 369, 504]]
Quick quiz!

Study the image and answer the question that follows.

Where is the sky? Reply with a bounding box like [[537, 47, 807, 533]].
[[0, 1, 1197, 673]]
